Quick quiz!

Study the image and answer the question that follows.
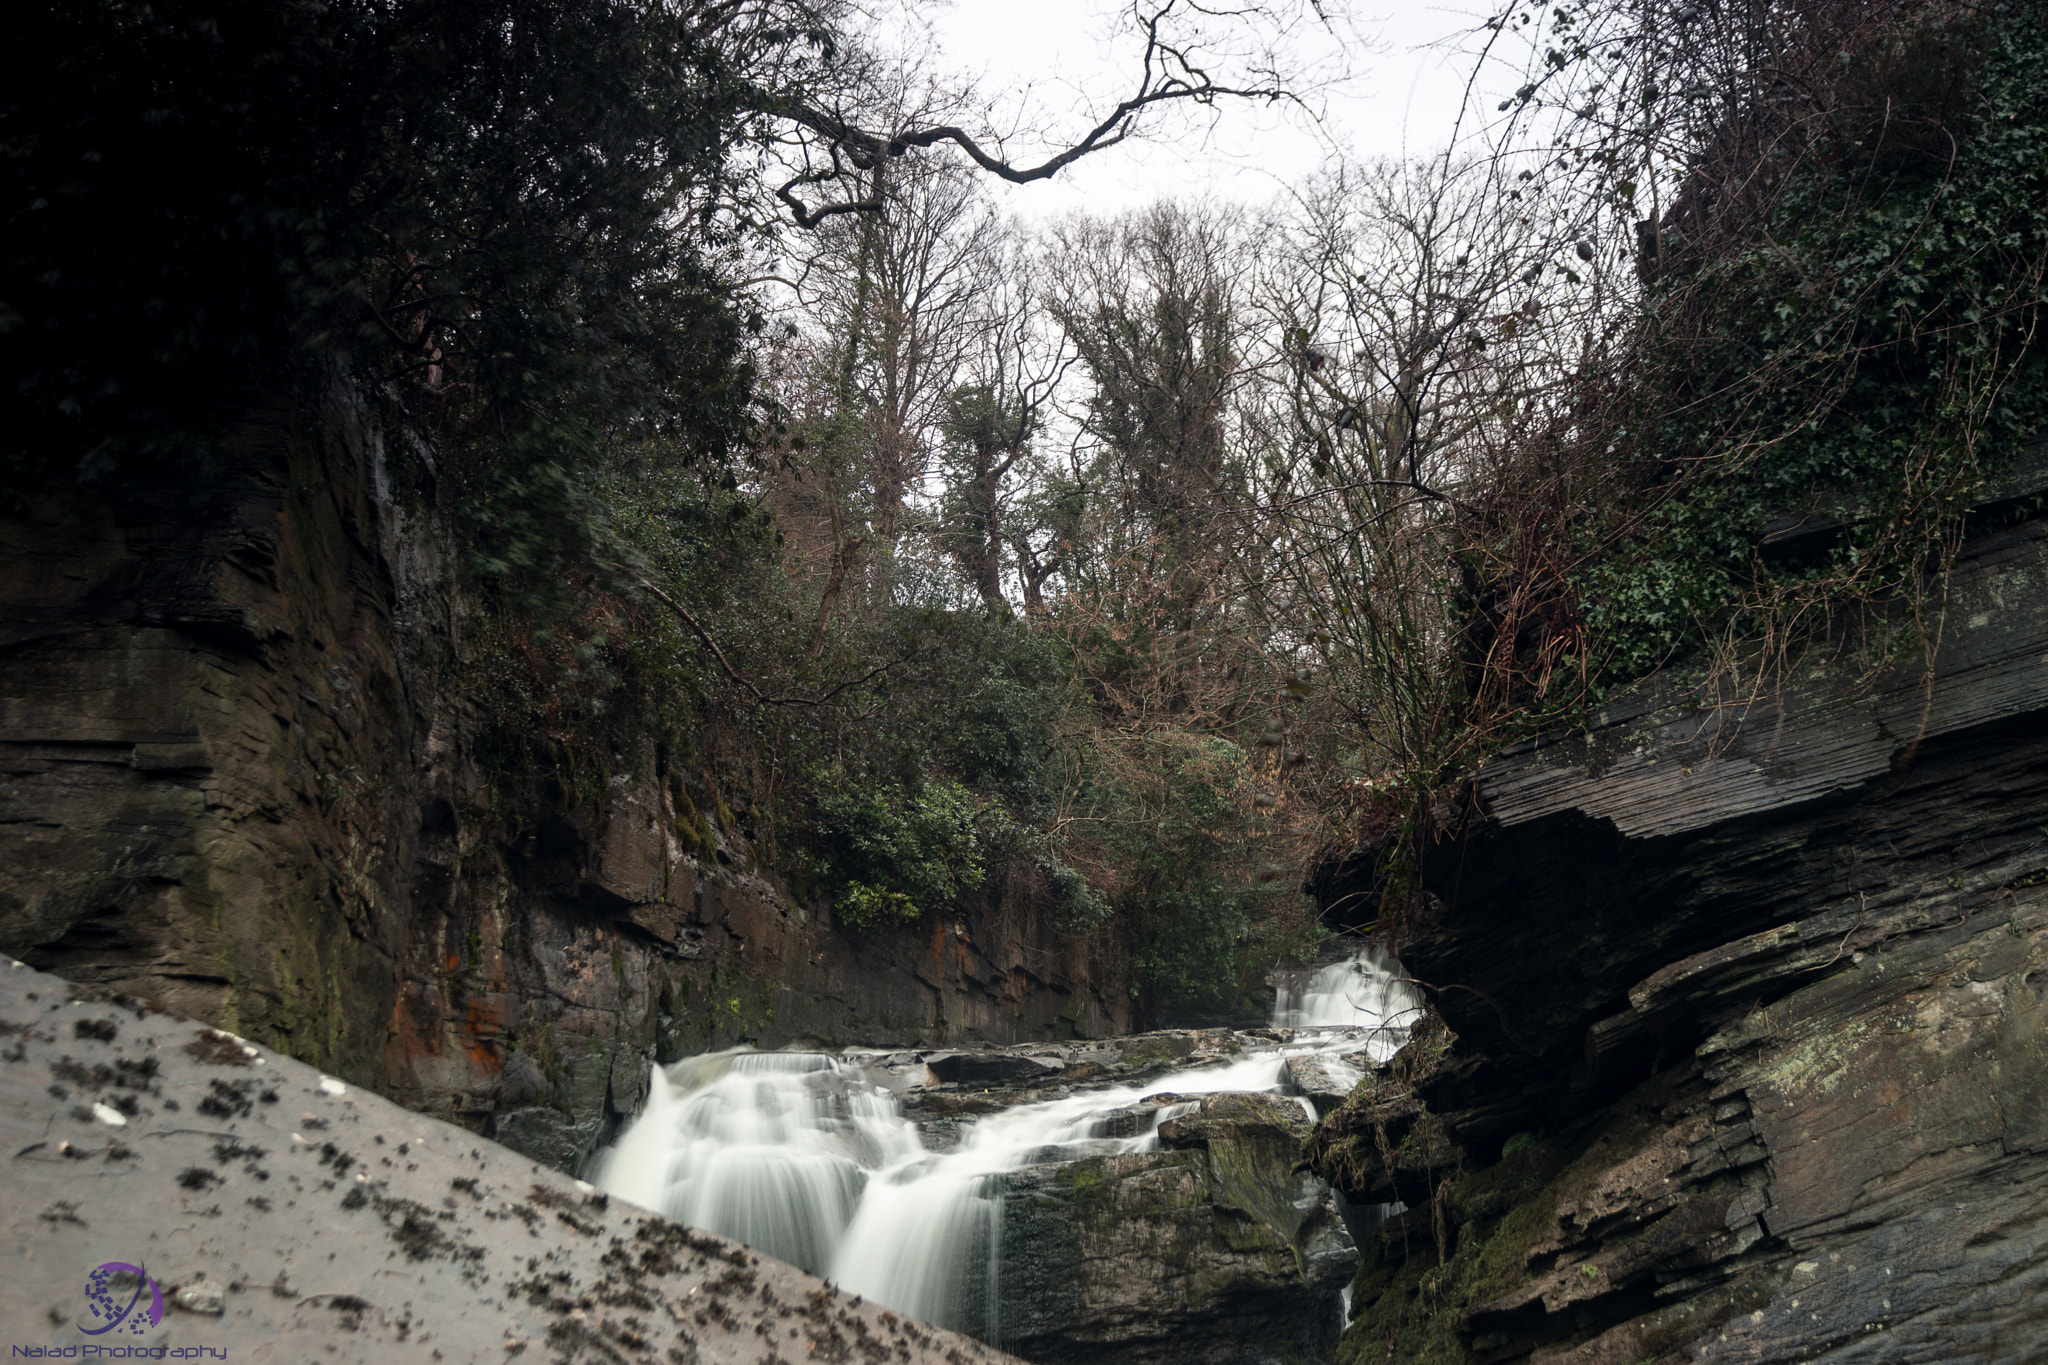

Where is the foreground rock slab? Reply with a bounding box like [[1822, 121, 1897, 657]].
[[0, 955, 1022, 1365]]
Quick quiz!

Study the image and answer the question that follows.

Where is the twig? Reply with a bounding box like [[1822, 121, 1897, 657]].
[[625, 571, 919, 709]]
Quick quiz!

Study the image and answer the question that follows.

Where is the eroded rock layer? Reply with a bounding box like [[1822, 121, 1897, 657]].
[[1309, 512, 2048, 1362]]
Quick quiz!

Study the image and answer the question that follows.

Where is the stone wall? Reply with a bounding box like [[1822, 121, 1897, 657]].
[[0, 375, 1130, 1176]]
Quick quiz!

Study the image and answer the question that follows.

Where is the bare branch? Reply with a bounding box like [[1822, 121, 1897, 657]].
[[626, 570, 919, 708], [769, 0, 1294, 225]]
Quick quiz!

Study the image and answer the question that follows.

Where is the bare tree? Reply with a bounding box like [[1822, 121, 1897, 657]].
[[759, 0, 1340, 227], [1050, 202, 1266, 635]]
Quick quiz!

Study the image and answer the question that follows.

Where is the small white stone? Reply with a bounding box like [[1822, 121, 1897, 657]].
[[91, 1103, 128, 1127], [173, 1280, 225, 1315], [318, 1076, 347, 1096], [574, 1180, 595, 1194]]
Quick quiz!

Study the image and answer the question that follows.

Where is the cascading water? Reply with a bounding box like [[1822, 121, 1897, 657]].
[[591, 940, 1418, 1341], [1272, 941, 1423, 1055], [592, 1050, 920, 1276]]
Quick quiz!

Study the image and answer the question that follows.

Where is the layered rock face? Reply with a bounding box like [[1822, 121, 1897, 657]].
[[1310, 509, 2048, 1360], [0, 380, 1128, 1178]]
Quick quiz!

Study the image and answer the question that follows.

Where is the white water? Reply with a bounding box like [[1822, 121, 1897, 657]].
[[591, 941, 1417, 1338], [1272, 942, 1424, 1060]]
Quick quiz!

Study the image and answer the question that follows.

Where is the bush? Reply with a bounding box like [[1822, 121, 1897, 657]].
[[813, 777, 986, 927]]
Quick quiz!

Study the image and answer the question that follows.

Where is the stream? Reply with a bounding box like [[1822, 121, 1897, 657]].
[[592, 941, 1421, 1344]]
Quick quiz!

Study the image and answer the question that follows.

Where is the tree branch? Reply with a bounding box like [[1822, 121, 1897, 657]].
[[627, 570, 920, 708], [772, 2, 1290, 225]]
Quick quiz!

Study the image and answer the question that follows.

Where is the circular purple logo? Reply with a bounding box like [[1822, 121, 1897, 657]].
[[80, 1261, 163, 1336]]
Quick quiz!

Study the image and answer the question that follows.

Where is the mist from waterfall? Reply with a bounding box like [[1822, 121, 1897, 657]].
[[589, 940, 1418, 1339]]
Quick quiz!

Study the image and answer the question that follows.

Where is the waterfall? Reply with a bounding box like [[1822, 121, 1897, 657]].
[[1271, 941, 1423, 1061], [585, 1049, 921, 1275], [593, 939, 1416, 1339]]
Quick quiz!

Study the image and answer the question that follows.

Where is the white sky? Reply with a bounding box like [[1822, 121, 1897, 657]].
[[924, 1, 1505, 219]]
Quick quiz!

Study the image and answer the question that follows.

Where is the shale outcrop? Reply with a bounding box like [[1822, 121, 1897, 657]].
[[0, 380, 1129, 1176], [1309, 496, 2048, 1360], [0, 953, 1021, 1365]]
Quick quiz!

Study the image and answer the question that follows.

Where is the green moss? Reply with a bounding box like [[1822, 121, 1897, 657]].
[[1335, 1137, 1574, 1365], [1057, 1159, 1110, 1194], [1118, 1035, 1195, 1066], [1464, 1196, 1553, 1307], [711, 782, 737, 838], [667, 773, 716, 860]]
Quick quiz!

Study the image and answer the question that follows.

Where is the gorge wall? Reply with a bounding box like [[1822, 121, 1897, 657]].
[[1310, 483, 2048, 1360], [0, 377, 1130, 1177]]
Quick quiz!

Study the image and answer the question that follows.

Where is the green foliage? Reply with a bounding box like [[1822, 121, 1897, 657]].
[[813, 777, 986, 927], [4, 0, 754, 564], [461, 459, 775, 823], [1063, 731, 1309, 1019], [1576, 4, 2048, 684]]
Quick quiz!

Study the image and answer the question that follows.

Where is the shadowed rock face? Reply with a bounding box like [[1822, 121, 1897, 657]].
[[0, 953, 1023, 1364], [0, 378, 1130, 1174], [960, 1065, 1355, 1364], [1308, 512, 2048, 1362]]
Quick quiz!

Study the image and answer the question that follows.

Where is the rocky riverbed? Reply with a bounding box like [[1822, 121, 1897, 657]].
[[590, 964, 1421, 1365]]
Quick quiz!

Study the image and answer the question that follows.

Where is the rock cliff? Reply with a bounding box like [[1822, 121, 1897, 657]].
[[0, 378, 1129, 1178], [1309, 502, 2048, 1360]]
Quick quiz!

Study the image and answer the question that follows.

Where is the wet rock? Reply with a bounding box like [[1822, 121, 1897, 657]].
[[1156, 1089, 1313, 1149], [998, 1137, 1354, 1365], [1282, 1053, 1363, 1116], [925, 1051, 1066, 1085], [485, 1106, 580, 1171]]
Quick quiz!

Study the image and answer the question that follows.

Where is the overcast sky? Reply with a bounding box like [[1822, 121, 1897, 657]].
[[921, 1, 1504, 219]]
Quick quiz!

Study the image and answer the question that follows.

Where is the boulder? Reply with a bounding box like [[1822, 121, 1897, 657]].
[[998, 1088, 1355, 1365], [1283, 1052, 1363, 1116]]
